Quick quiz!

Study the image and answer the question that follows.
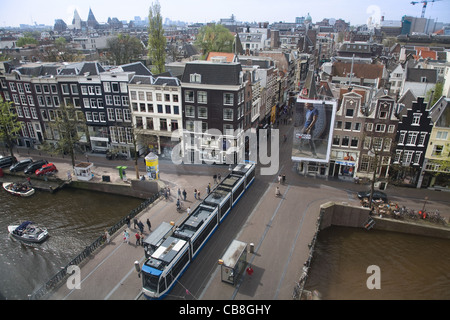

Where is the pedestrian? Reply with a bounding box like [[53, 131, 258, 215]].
[[140, 232, 145, 246], [135, 232, 141, 246], [182, 189, 187, 201], [27, 176, 32, 186], [197, 190, 201, 200], [138, 220, 144, 234], [133, 218, 138, 229], [126, 216, 131, 229], [218, 173, 221, 182], [194, 189, 197, 199], [178, 188, 181, 198], [104, 229, 111, 244], [123, 229, 130, 244], [146, 218, 152, 231], [213, 174, 217, 184], [282, 174, 286, 184], [206, 184, 210, 194], [278, 174, 282, 184], [187, 207, 191, 215]]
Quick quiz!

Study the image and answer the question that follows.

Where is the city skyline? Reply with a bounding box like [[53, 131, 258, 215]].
[[2, 0, 450, 28]]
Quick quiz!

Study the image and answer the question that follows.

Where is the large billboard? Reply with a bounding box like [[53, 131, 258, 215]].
[[291, 98, 337, 163]]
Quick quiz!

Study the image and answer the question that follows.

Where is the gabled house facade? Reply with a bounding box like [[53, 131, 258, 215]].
[[180, 61, 249, 164], [392, 96, 433, 187], [358, 93, 398, 181], [421, 97, 450, 189], [129, 75, 182, 158]]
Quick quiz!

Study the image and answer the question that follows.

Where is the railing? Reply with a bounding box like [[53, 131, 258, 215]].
[[292, 208, 323, 300], [28, 192, 162, 300]]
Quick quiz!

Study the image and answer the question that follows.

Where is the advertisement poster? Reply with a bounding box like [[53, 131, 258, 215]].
[[291, 98, 336, 163]]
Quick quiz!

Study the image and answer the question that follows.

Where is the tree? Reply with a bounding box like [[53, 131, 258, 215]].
[[16, 35, 38, 47], [41, 103, 88, 167], [0, 99, 22, 158], [148, 1, 166, 74], [195, 24, 234, 58], [107, 34, 144, 65]]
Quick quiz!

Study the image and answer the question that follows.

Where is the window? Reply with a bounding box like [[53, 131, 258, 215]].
[[223, 93, 234, 105], [223, 108, 233, 121], [146, 117, 154, 130], [111, 82, 119, 93], [418, 132, 427, 146], [341, 136, 349, 146], [157, 104, 163, 114], [185, 106, 195, 117], [402, 150, 414, 165], [107, 108, 115, 121], [61, 84, 70, 94], [185, 90, 194, 103], [335, 121, 342, 129], [350, 137, 358, 148], [71, 84, 79, 94], [190, 73, 201, 83], [165, 105, 171, 114], [406, 132, 418, 145], [113, 96, 121, 106], [344, 122, 352, 130], [173, 105, 179, 115], [332, 135, 340, 146], [105, 96, 113, 105], [198, 106, 207, 119], [398, 131, 406, 145], [146, 92, 153, 101], [365, 123, 373, 132], [354, 123, 361, 131], [436, 131, 448, 140], [156, 93, 162, 101], [412, 113, 421, 125], [160, 119, 168, 131], [360, 155, 370, 172], [388, 125, 395, 133], [165, 94, 170, 102], [373, 137, 383, 151], [103, 82, 111, 92], [345, 108, 354, 117], [375, 124, 385, 132], [198, 91, 207, 104], [413, 152, 422, 165], [115, 109, 123, 121], [432, 145, 443, 156], [120, 83, 127, 93]]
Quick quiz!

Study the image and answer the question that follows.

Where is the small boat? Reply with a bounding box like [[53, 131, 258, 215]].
[[8, 221, 49, 243], [3, 182, 35, 197]]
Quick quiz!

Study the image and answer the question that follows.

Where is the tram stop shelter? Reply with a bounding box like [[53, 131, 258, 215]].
[[74, 162, 93, 181], [218, 240, 247, 285]]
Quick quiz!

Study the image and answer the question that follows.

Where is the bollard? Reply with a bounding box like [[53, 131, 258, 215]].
[[134, 261, 141, 278], [249, 243, 254, 253]]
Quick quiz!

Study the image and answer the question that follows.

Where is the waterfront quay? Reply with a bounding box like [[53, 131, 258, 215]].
[[2, 148, 449, 300]]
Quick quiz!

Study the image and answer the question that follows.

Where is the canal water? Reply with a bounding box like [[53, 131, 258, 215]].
[[0, 187, 143, 300], [305, 226, 450, 300]]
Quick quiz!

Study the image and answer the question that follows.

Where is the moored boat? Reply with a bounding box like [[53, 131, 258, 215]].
[[8, 221, 49, 243], [3, 182, 35, 197]]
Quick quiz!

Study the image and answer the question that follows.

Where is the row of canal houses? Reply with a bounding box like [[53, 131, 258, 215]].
[[0, 52, 284, 166], [0, 54, 449, 189]]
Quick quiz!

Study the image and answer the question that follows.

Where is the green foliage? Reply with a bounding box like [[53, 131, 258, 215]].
[[148, 1, 166, 74], [0, 99, 22, 157], [16, 36, 38, 47], [195, 24, 234, 58], [107, 34, 144, 66]]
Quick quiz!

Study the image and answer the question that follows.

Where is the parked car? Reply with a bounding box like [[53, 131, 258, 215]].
[[357, 190, 388, 202], [0, 156, 17, 168], [35, 163, 58, 176], [9, 158, 33, 172], [24, 160, 48, 174]]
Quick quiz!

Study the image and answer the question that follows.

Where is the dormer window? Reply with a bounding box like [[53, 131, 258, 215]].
[[420, 77, 427, 83], [190, 73, 201, 83]]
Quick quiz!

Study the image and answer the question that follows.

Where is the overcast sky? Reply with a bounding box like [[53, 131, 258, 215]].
[[1, 0, 450, 27]]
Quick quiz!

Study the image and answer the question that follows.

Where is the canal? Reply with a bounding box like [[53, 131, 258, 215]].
[[305, 226, 450, 299], [0, 187, 143, 300]]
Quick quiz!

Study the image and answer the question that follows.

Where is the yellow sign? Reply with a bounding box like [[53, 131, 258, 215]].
[[145, 153, 159, 180]]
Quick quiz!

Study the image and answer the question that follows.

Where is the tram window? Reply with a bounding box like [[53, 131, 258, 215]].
[[143, 272, 159, 291], [172, 251, 189, 278], [159, 277, 166, 292], [221, 200, 230, 219], [193, 217, 217, 253], [166, 272, 173, 286]]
